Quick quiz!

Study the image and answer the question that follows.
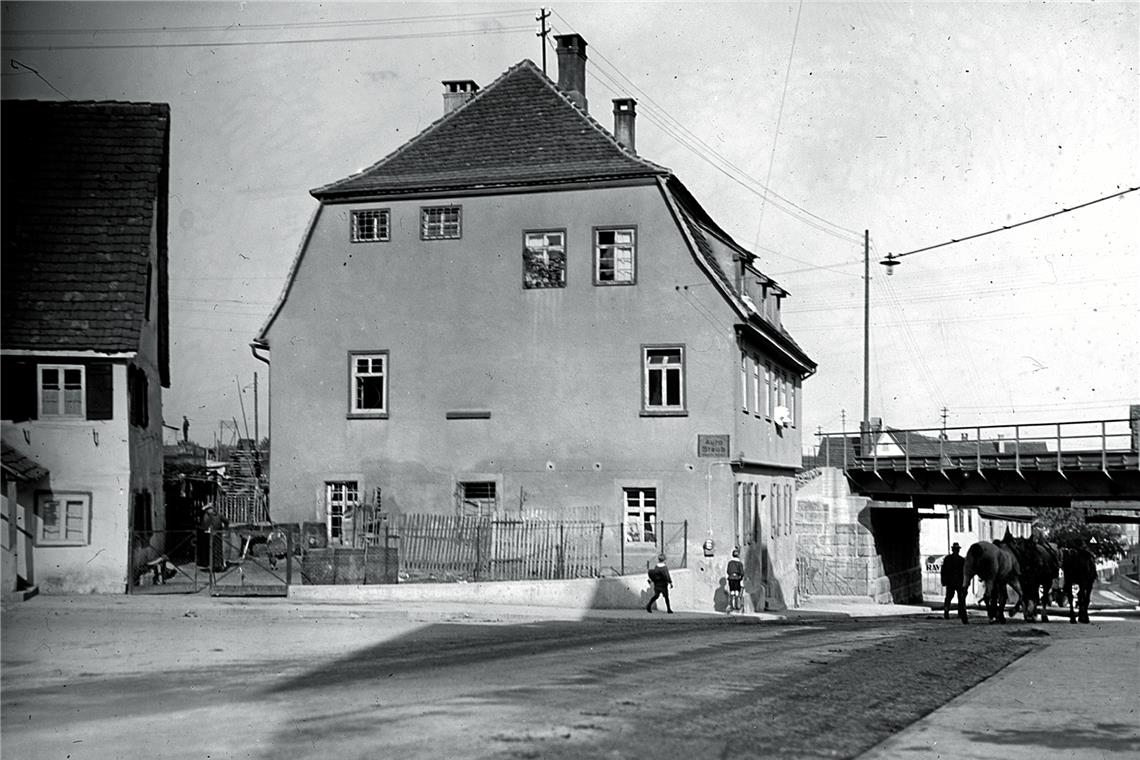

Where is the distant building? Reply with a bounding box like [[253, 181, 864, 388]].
[[2, 100, 171, 594], [255, 36, 816, 607]]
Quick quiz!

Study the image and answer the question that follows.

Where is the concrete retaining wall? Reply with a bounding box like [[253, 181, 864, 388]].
[[289, 568, 701, 611]]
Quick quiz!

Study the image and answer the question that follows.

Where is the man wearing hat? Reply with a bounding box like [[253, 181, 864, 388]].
[[941, 541, 967, 622]]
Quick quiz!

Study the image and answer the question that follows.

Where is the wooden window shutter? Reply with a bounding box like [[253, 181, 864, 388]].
[[86, 361, 114, 420], [1, 358, 38, 422]]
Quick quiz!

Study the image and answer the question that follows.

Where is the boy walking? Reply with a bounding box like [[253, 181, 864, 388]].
[[646, 553, 674, 613]]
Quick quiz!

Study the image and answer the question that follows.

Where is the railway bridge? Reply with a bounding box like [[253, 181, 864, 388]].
[[813, 407, 1140, 512]]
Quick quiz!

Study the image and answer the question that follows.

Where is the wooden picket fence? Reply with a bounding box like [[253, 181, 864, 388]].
[[397, 513, 603, 582]]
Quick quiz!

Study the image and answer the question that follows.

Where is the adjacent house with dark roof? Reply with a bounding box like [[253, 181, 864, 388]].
[[255, 36, 816, 607], [1, 100, 171, 594]]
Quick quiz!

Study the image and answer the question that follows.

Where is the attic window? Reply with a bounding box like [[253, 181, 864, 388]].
[[352, 209, 390, 242], [523, 230, 566, 289], [421, 206, 461, 240]]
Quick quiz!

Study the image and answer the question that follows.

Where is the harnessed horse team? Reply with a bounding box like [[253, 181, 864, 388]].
[[960, 530, 1097, 625]]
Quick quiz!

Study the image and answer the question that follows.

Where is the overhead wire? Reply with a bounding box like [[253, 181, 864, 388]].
[[3, 9, 535, 36], [547, 14, 862, 245], [754, 0, 805, 246], [3, 25, 534, 51], [888, 186, 1139, 259]]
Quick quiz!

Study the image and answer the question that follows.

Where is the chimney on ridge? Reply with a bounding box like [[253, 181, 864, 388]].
[[613, 98, 636, 153], [442, 80, 480, 114], [554, 33, 588, 111]]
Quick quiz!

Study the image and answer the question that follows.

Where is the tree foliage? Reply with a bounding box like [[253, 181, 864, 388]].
[[1032, 507, 1126, 561]]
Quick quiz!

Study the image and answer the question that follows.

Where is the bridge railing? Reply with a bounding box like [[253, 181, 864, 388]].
[[811, 416, 1139, 474]]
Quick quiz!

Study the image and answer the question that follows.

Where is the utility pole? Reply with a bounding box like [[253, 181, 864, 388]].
[[536, 8, 550, 74], [862, 229, 870, 426], [940, 406, 950, 435], [253, 372, 259, 444]]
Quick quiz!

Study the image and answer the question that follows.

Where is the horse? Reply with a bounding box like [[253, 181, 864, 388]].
[[963, 541, 1023, 623], [1005, 535, 1062, 622], [1053, 546, 1097, 624]]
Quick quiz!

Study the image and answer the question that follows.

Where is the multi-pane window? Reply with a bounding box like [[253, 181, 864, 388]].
[[349, 353, 387, 415], [458, 481, 497, 517], [351, 209, 390, 242], [764, 363, 773, 418], [326, 482, 359, 543], [523, 230, 566, 289], [643, 346, 685, 413], [594, 227, 635, 284], [624, 487, 657, 544], [36, 492, 90, 546], [421, 206, 461, 240], [740, 353, 749, 413], [953, 507, 973, 533], [39, 365, 85, 418], [752, 357, 761, 415], [790, 379, 797, 427]]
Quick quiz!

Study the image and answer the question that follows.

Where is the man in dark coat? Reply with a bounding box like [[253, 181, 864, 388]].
[[646, 553, 674, 613], [941, 542, 967, 621]]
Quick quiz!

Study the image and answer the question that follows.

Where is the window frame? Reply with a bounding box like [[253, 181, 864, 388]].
[[347, 351, 389, 419], [640, 344, 687, 416], [420, 205, 462, 240], [623, 486, 658, 544], [34, 490, 92, 546], [522, 228, 567, 289], [751, 356, 762, 417], [457, 480, 499, 518], [350, 208, 391, 243], [740, 353, 749, 414], [592, 225, 637, 285], [325, 481, 359, 544], [38, 364, 86, 419]]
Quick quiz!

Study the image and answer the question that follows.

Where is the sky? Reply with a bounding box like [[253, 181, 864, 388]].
[[3, 1, 1137, 451]]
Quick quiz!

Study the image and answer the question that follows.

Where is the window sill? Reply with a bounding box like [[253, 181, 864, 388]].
[[640, 409, 688, 417], [346, 412, 389, 420]]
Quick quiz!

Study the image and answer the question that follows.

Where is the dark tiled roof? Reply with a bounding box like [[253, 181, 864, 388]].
[[1, 100, 170, 355], [1, 440, 49, 482], [664, 176, 814, 371], [312, 60, 666, 199]]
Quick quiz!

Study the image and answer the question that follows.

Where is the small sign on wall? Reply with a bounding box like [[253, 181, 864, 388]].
[[697, 434, 730, 458]]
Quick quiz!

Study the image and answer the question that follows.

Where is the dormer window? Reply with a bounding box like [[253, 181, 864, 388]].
[[351, 209, 390, 242], [421, 206, 461, 240]]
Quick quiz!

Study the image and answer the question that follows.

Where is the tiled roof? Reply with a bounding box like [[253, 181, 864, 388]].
[[664, 176, 814, 371], [312, 60, 666, 199], [1, 440, 49, 482], [1, 100, 170, 354]]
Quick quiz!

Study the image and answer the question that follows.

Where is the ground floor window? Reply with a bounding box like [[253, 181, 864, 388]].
[[325, 481, 359, 544], [35, 491, 91, 546], [624, 487, 657, 544], [457, 481, 497, 517]]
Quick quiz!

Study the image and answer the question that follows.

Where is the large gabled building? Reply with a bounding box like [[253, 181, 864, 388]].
[[256, 36, 815, 607], [2, 100, 171, 594]]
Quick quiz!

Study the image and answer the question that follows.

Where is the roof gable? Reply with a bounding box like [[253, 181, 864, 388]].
[[1, 100, 170, 359], [312, 60, 666, 199]]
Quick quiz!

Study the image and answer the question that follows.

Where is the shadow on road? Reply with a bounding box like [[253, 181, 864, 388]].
[[962, 722, 1140, 753]]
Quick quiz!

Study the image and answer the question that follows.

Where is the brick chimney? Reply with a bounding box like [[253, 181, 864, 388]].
[[613, 98, 636, 153], [554, 33, 588, 110], [442, 80, 479, 114]]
